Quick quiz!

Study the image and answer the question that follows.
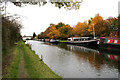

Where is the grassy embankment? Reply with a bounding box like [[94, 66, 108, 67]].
[[59, 40, 67, 43], [2, 43, 21, 78], [2, 41, 61, 78]]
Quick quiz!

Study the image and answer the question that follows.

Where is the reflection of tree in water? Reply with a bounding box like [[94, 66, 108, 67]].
[[66, 45, 120, 72], [63, 45, 104, 71], [104, 54, 120, 72], [46, 43, 120, 73], [87, 53, 105, 71], [88, 53, 120, 72], [74, 50, 120, 72], [118, 63, 120, 73], [74, 50, 88, 62], [70, 45, 120, 72], [57, 43, 71, 51]]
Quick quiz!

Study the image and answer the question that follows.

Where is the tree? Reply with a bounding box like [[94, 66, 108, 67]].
[[44, 24, 56, 38], [95, 20, 109, 37], [51, 1, 83, 10], [39, 23, 73, 39], [105, 17, 117, 36], [55, 22, 65, 29], [47, 24, 60, 39], [0, 0, 83, 10], [117, 15, 120, 31], [38, 32, 45, 39], [59, 24, 72, 39], [115, 15, 120, 37], [2, 17, 22, 56], [88, 14, 105, 37], [33, 32, 36, 38], [73, 22, 90, 37]]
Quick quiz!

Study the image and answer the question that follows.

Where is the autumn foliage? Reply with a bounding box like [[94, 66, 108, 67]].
[[38, 14, 120, 40], [47, 24, 60, 39], [73, 22, 90, 37]]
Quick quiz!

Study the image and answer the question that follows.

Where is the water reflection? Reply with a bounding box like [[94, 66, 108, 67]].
[[26, 40, 120, 78], [57, 43, 120, 72]]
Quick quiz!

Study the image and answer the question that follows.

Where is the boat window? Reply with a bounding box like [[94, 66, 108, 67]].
[[74, 39, 79, 41], [107, 40, 110, 43], [68, 39, 71, 41], [82, 39, 84, 41], [107, 39, 113, 43], [114, 40, 117, 43]]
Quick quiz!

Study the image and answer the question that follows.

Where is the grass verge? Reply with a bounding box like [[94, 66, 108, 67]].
[[2, 43, 21, 78], [59, 40, 67, 43], [21, 41, 62, 78], [3, 41, 62, 78]]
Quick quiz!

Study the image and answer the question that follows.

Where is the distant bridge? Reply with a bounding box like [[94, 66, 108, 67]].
[[22, 36, 32, 40]]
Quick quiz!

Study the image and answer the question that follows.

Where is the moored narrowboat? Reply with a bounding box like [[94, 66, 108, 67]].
[[49, 39, 60, 43], [67, 37, 99, 46], [98, 37, 120, 49]]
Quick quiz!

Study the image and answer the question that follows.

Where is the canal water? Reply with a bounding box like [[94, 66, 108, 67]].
[[26, 40, 120, 78]]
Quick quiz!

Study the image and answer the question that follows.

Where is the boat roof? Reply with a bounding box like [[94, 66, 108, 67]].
[[68, 37, 91, 39], [100, 37, 120, 39]]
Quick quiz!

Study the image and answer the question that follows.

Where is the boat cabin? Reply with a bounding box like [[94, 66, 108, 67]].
[[68, 37, 92, 41], [99, 37, 120, 44]]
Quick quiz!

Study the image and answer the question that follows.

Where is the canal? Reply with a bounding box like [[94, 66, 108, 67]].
[[26, 40, 120, 78]]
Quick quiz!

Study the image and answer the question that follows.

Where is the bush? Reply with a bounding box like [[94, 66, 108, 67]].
[[2, 17, 22, 56]]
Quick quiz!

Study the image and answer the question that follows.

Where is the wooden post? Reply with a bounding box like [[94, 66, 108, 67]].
[[40, 55, 43, 61]]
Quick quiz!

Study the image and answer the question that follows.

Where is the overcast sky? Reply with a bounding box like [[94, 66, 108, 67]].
[[5, 0, 120, 36]]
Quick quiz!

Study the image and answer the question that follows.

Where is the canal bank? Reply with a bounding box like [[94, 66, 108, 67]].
[[26, 40, 120, 78], [2, 41, 61, 78]]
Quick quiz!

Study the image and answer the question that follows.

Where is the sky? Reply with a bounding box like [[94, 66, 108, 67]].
[[5, 0, 120, 36]]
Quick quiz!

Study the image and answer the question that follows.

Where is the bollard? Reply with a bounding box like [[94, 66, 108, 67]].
[[40, 55, 43, 61]]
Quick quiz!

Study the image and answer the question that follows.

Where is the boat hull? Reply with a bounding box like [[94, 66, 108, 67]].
[[98, 37, 120, 49], [49, 39, 60, 44], [67, 39, 98, 46], [50, 41, 60, 43]]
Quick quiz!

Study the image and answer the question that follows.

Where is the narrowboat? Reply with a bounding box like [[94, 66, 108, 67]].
[[45, 39, 50, 42], [98, 37, 120, 49], [23, 40, 26, 42], [67, 37, 99, 46], [49, 39, 60, 43]]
